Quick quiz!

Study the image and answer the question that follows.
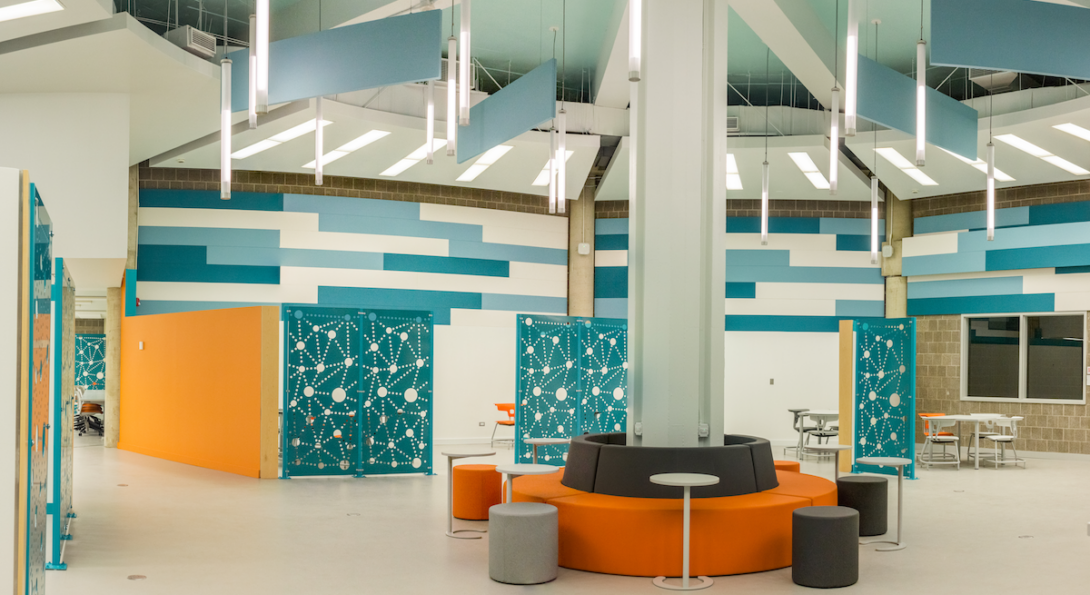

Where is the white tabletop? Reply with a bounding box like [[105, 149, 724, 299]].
[[649, 473, 720, 488], [805, 444, 852, 451], [927, 414, 1005, 422], [857, 457, 912, 467], [523, 438, 571, 446], [803, 410, 839, 416], [441, 451, 496, 459], [495, 464, 557, 476]]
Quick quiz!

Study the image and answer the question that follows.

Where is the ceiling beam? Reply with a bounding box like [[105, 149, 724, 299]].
[[592, 0, 629, 109]]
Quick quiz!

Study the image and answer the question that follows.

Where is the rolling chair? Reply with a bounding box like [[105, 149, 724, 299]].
[[490, 403, 516, 448]]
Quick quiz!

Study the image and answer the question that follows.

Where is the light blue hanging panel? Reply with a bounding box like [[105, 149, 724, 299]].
[[515, 315, 580, 465], [852, 318, 917, 479], [282, 306, 361, 477], [358, 310, 433, 476], [578, 318, 629, 435]]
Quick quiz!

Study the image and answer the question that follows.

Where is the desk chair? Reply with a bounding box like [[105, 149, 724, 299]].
[[918, 415, 959, 469], [983, 417, 1025, 469], [784, 409, 817, 457], [490, 403, 516, 448]]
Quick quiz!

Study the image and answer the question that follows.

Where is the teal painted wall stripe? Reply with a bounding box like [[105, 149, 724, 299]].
[[902, 252, 986, 276], [283, 193, 421, 219], [725, 250, 791, 267], [595, 234, 628, 250], [595, 266, 628, 299], [857, 54, 977, 160], [317, 286, 482, 325], [725, 282, 757, 299], [1029, 201, 1090, 226], [915, 207, 1029, 235], [228, 11, 442, 112], [139, 226, 281, 248], [136, 300, 276, 316], [318, 212, 483, 242], [907, 293, 1055, 316], [932, 0, 1090, 80], [383, 253, 509, 277], [594, 298, 627, 319], [836, 235, 870, 252], [959, 220, 1090, 254], [594, 218, 629, 235], [480, 294, 566, 313], [726, 265, 883, 284], [448, 240, 567, 266], [818, 218, 873, 235], [725, 315, 855, 333], [125, 269, 137, 316], [985, 243, 1090, 272], [726, 217, 821, 234], [457, 59, 557, 163], [206, 246, 384, 270], [835, 300, 885, 317], [1056, 265, 1090, 275], [139, 189, 284, 211], [907, 276, 1023, 299]]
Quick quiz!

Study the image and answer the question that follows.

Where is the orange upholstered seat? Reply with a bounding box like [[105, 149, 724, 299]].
[[920, 413, 955, 436], [507, 469, 836, 577], [774, 460, 801, 473], [452, 464, 501, 520]]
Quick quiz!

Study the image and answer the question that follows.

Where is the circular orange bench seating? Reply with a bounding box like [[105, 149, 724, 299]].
[[506, 468, 835, 577]]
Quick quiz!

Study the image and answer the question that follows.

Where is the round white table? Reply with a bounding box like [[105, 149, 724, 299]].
[[441, 451, 495, 539], [495, 463, 557, 504], [523, 437, 570, 464], [856, 456, 912, 552], [804, 444, 852, 479], [649, 473, 720, 591], [924, 414, 1004, 469]]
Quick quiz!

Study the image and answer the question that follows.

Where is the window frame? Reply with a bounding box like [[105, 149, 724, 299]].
[[960, 311, 1087, 405]]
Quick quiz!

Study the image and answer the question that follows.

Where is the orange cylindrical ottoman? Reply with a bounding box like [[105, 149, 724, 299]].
[[453, 464, 502, 520], [774, 460, 801, 473]]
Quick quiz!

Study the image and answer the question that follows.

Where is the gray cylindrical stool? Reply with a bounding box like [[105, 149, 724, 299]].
[[792, 506, 859, 589], [837, 475, 888, 536], [488, 502, 558, 585]]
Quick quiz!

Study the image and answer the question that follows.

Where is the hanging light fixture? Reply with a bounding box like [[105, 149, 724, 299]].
[[255, 0, 269, 115], [221, 58, 232, 200], [315, 97, 324, 185], [830, 0, 840, 195], [871, 19, 881, 264], [916, 0, 926, 166], [447, 31, 457, 156], [458, 0, 471, 126], [845, 0, 858, 137], [248, 14, 257, 129], [761, 49, 770, 245], [426, 80, 435, 164], [557, 0, 567, 214], [987, 73, 996, 241], [629, 0, 641, 82], [549, 127, 558, 214]]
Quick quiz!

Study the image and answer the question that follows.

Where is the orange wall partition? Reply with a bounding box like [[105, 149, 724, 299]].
[[119, 306, 279, 478]]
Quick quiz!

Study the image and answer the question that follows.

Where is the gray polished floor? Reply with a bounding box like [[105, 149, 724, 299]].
[[47, 442, 1090, 594]]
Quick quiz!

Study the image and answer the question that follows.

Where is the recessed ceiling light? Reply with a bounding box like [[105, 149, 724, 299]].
[[787, 152, 830, 189], [379, 139, 447, 177], [874, 147, 938, 185], [940, 148, 1015, 182], [0, 0, 63, 23], [456, 145, 513, 182], [234, 119, 331, 159], [304, 130, 391, 168], [726, 154, 743, 190], [1053, 123, 1090, 142], [996, 133, 1089, 175], [532, 150, 574, 186]]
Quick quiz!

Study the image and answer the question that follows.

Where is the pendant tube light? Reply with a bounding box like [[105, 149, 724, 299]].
[[447, 35, 457, 156], [628, 0, 641, 81], [220, 58, 232, 200], [986, 142, 995, 241], [255, 0, 269, 114], [870, 176, 879, 264], [830, 87, 839, 195], [558, 109, 567, 213], [916, 41, 926, 166], [425, 80, 435, 165], [315, 97, 324, 185], [845, 0, 858, 136], [761, 161, 770, 245], [458, 0, 471, 126], [548, 128, 557, 214], [248, 15, 257, 129]]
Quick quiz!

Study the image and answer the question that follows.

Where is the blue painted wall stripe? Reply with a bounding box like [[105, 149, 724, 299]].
[[317, 286, 483, 325], [457, 59, 556, 163], [383, 253, 509, 277], [908, 293, 1056, 316], [907, 276, 1023, 299], [206, 246, 384, 270], [595, 234, 629, 251], [818, 218, 873, 235], [480, 294, 566, 313], [283, 194, 421, 219], [1056, 265, 1090, 275], [594, 266, 628, 299], [137, 262, 281, 284], [986, 243, 1090, 272], [726, 265, 883, 284], [1028, 201, 1090, 227], [319, 212, 482, 242], [726, 217, 821, 234], [835, 300, 885, 317], [448, 240, 567, 266], [902, 252, 987, 276], [594, 298, 628, 320], [725, 315, 856, 333], [594, 219, 629, 235], [139, 226, 281, 248], [725, 250, 791, 267], [915, 207, 1029, 235], [138, 245, 207, 264], [836, 235, 870, 252], [139, 189, 284, 211], [959, 220, 1090, 254], [725, 282, 757, 299]]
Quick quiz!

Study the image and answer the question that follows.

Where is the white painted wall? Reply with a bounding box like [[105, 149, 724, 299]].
[[0, 93, 130, 289], [0, 167, 21, 594], [432, 323, 517, 443], [724, 331, 841, 444]]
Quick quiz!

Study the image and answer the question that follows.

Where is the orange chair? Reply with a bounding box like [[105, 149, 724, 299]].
[[773, 460, 801, 473], [919, 413, 954, 437], [490, 403, 516, 448], [453, 464, 502, 520]]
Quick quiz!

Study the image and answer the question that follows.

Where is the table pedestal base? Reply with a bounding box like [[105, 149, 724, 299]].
[[653, 576, 714, 591], [860, 539, 906, 552], [446, 529, 485, 540]]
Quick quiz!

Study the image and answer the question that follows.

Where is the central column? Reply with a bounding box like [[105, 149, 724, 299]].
[[628, 0, 727, 447]]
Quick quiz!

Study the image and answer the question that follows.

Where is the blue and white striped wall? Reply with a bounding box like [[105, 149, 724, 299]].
[[595, 216, 886, 332], [904, 202, 1090, 315], [136, 190, 568, 326]]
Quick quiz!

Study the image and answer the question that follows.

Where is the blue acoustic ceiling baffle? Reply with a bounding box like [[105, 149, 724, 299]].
[[857, 55, 978, 161], [457, 59, 557, 163], [932, 0, 1090, 80], [227, 11, 442, 113]]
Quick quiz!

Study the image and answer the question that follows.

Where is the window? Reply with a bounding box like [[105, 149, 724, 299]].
[[962, 313, 1086, 403]]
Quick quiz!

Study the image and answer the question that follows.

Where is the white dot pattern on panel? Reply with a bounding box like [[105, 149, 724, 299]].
[[855, 320, 915, 474]]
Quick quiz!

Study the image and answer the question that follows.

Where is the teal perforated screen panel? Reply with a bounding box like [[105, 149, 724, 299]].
[[853, 318, 917, 479]]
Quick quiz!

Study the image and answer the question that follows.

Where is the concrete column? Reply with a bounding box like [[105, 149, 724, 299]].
[[628, 0, 728, 448], [881, 192, 912, 318], [104, 287, 121, 448], [567, 184, 595, 317]]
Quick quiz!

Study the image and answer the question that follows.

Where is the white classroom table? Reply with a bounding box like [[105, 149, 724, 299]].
[[795, 410, 839, 458], [924, 414, 1005, 470]]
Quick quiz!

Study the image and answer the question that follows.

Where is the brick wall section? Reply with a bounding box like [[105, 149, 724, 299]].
[[138, 166, 566, 217], [914, 315, 1090, 455], [595, 199, 878, 220], [75, 319, 105, 334], [912, 180, 1090, 218]]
